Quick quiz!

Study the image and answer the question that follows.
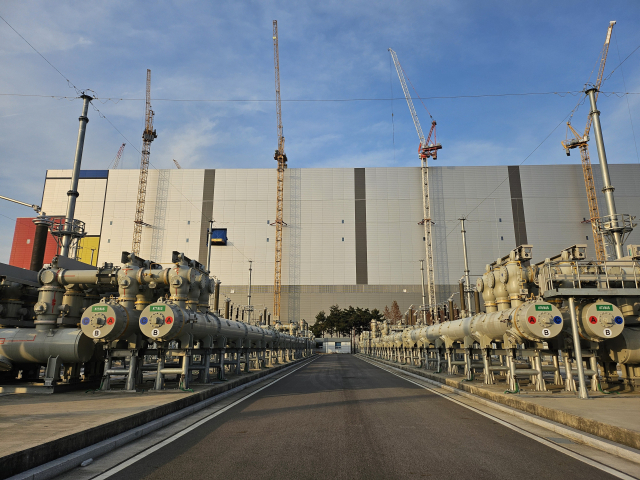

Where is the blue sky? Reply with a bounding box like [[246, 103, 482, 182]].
[[1, 1, 639, 263]]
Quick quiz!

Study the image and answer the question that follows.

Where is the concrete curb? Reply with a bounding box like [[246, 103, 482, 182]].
[[2, 356, 315, 480], [358, 355, 640, 463]]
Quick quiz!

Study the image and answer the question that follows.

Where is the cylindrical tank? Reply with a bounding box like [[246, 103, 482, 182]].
[[568, 300, 624, 342], [139, 301, 221, 343], [493, 265, 510, 311], [478, 267, 497, 313], [0, 327, 94, 363], [607, 327, 640, 364], [263, 328, 277, 348], [80, 300, 141, 341], [419, 299, 563, 346], [139, 300, 270, 346], [246, 324, 265, 347]]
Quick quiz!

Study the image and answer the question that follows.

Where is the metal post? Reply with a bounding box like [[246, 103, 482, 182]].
[[420, 259, 426, 323], [61, 94, 91, 258], [460, 217, 472, 312], [30, 215, 52, 271], [586, 87, 623, 259], [568, 297, 589, 399], [206, 220, 214, 272], [213, 280, 220, 312], [247, 260, 253, 324]]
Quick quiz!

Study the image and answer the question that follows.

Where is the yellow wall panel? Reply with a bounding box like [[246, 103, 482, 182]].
[[76, 236, 100, 266]]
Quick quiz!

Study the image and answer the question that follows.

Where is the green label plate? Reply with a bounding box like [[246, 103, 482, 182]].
[[91, 306, 108, 313], [535, 305, 552, 311], [150, 305, 166, 312], [596, 304, 613, 311]]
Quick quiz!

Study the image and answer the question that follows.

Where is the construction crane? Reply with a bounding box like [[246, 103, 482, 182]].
[[272, 20, 287, 321], [132, 69, 157, 256], [389, 48, 440, 309], [110, 143, 126, 169], [173, 159, 182, 169], [561, 21, 616, 262]]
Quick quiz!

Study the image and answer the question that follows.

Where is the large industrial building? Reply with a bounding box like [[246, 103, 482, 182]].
[[9, 164, 640, 323]]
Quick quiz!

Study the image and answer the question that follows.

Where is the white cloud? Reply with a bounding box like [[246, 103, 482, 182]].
[[1, 1, 639, 263]]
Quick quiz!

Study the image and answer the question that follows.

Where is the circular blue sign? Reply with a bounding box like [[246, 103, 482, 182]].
[[553, 316, 562, 325], [614, 316, 623, 325], [82, 317, 90, 325], [140, 317, 148, 325]]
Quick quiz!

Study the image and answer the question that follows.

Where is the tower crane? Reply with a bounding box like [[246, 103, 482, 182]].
[[389, 48, 441, 309], [132, 69, 157, 256], [561, 21, 616, 261], [272, 20, 287, 321], [110, 143, 126, 169], [173, 159, 182, 169]]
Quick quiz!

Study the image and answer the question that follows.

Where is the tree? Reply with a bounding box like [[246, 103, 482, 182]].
[[311, 311, 327, 337], [311, 305, 386, 338], [389, 300, 402, 324], [383, 305, 392, 321]]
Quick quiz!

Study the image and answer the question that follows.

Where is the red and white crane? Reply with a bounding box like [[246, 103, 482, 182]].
[[389, 48, 441, 309]]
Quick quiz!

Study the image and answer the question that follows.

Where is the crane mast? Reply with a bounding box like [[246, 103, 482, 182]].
[[132, 69, 157, 256], [561, 21, 616, 261], [272, 20, 288, 320], [111, 143, 126, 169], [389, 49, 440, 309]]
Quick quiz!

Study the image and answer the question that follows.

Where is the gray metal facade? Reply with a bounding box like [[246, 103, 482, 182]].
[[39, 164, 640, 324]]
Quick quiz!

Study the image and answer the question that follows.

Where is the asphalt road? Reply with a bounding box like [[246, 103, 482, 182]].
[[112, 355, 618, 480]]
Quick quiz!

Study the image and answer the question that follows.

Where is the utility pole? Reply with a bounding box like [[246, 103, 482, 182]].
[[459, 217, 472, 314], [248, 260, 253, 324], [586, 87, 629, 259], [561, 22, 616, 261], [61, 94, 92, 258], [419, 259, 426, 324]]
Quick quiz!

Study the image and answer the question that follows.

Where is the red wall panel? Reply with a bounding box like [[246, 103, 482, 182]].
[[9, 218, 60, 270]]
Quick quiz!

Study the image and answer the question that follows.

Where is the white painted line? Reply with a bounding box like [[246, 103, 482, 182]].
[[360, 356, 637, 480], [91, 356, 319, 479], [358, 355, 640, 464]]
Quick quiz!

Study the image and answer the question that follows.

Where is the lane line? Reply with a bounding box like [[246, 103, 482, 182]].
[[358, 356, 637, 480], [358, 356, 640, 465], [91, 356, 319, 480]]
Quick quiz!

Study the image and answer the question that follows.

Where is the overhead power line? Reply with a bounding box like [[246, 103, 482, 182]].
[[0, 14, 80, 94], [3, 91, 640, 103], [433, 108, 576, 251]]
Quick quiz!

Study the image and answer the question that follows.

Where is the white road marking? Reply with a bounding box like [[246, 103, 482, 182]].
[[91, 356, 319, 480], [359, 357, 637, 480]]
